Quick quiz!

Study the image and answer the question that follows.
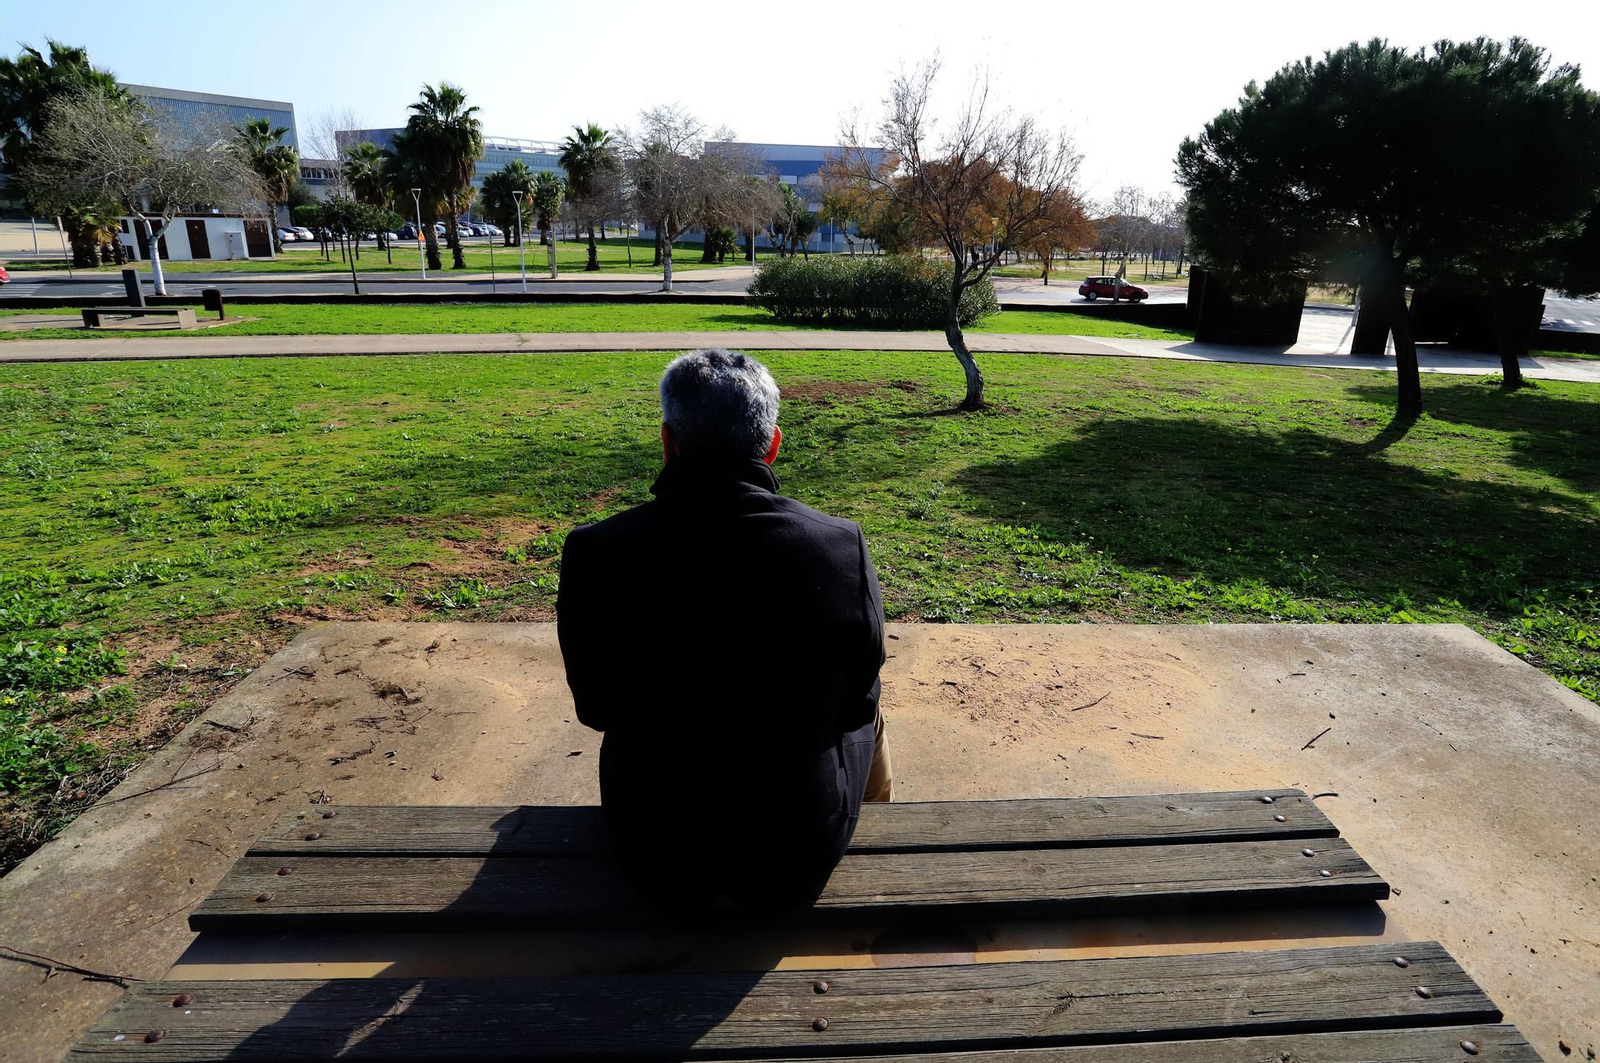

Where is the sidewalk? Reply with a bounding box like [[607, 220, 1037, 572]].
[[1, 328, 1596, 383]]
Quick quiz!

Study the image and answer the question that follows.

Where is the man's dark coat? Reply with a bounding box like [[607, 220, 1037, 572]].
[[557, 454, 885, 912]]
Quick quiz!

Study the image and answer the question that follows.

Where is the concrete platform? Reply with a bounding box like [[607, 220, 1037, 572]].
[[1, 622, 1595, 1062]]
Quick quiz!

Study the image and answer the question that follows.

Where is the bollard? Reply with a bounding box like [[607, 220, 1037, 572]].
[[200, 288, 225, 320], [121, 268, 145, 307]]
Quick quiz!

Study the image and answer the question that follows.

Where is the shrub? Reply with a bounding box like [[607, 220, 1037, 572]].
[[750, 255, 999, 328]]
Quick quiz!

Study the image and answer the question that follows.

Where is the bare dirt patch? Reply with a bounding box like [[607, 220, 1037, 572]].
[[782, 379, 924, 403]]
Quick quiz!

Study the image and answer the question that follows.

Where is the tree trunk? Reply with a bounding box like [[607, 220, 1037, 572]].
[[701, 234, 716, 263], [424, 225, 442, 272], [445, 204, 466, 269], [586, 225, 600, 271], [348, 238, 361, 295], [662, 234, 675, 291], [652, 228, 663, 267], [1490, 285, 1541, 389], [145, 218, 169, 296], [1383, 269, 1422, 418], [946, 276, 983, 410], [1349, 284, 1391, 356]]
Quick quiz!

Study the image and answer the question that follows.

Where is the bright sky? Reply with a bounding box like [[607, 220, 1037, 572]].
[[8, 0, 1599, 204]]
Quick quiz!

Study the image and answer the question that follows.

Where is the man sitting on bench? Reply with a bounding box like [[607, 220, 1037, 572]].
[[558, 348, 891, 916]]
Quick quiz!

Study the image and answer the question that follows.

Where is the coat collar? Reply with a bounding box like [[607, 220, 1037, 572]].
[[650, 454, 780, 499]]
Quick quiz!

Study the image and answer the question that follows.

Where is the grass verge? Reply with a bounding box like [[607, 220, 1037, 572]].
[[5, 236, 763, 276], [1, 351, 1594, 869], [0, 302, 1195, 342]]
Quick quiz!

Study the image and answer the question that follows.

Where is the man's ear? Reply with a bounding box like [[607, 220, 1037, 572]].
[[661, 423, 680, 462], [762, 426, 782, 465]]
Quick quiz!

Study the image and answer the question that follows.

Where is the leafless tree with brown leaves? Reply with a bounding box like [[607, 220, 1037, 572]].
[[837, 58, 1083, 408]]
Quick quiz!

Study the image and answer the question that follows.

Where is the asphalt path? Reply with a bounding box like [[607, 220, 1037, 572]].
[[1543, 291, 1600, 332]]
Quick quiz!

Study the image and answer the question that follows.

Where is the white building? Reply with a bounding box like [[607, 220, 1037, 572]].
[[119, 215, 275, 261]]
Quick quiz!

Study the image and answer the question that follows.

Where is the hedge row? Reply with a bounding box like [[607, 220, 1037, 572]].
[[749, 255, 999, 328]]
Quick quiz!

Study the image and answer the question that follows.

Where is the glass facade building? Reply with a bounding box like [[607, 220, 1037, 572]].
[[123, 84, 298, 148]]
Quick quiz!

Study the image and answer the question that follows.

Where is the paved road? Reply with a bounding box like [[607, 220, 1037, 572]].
[[1543, 291, 1600, 332]]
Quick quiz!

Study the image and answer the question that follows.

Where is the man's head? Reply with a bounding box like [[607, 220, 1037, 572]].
[[659, 348, 781, 464]]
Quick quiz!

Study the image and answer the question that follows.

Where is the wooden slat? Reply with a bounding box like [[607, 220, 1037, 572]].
[[65, 942, 1500, 1061], [251, 790, 1335, 858], [191, 836, 1384, 933]]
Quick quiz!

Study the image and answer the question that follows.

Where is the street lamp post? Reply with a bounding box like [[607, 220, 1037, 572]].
[[512, 190, 527, 293], [410, 188, 425, 281]]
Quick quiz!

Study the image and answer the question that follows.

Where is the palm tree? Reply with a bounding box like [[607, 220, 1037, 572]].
[[558, 123, 620, 270], [531, 171, 565, 246], [384, 129, 443, 271], [401, 82, 483, 269], [342, 141, 389, 208], [1, 40, 130, 264], [1, 39, 125, 178], [342, 140, 391, 256], [233, 116, 299, 250], [480, 160, 536, 246]]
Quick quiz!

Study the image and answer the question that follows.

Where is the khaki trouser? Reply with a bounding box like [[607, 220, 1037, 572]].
[[864, 707, 893, 802]]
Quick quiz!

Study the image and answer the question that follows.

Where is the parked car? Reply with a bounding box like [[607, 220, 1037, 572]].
[[293, 227, 316, 242], [396, 223, 420, 240], [0, 264, 9, 284], [276, 228, 298, 243], [1078, 276, 1148, 302], [482, 223, 502, 237]]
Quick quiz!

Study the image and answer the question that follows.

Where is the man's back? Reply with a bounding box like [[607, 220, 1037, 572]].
[[558, 451, 884, 911]]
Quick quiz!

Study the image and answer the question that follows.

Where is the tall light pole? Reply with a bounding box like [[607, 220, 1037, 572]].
[[410, 188, 425, 281], [512, 190, 527, 293]]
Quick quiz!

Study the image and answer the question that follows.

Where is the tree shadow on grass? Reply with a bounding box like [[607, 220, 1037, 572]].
[[1345, 379, 1600, 495], [954, 412, 1598, 612]]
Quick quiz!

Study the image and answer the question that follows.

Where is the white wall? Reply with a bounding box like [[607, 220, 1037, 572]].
[[120, 216, 270, 261]]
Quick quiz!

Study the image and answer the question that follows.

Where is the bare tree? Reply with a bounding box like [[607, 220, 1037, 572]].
[[301, 105, 366, 196], [21, 87, 267, 295], [837, 58, 1083, 408], [1102, 185, 1149, 289], [623, 106, 756, 290]]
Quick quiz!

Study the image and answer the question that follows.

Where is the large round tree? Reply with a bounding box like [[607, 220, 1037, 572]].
[[1177, 38, 1600, 415]]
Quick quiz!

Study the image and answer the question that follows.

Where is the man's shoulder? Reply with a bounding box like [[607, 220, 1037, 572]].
[[565, 500, 662, 549], [768, 494, 864, 542]]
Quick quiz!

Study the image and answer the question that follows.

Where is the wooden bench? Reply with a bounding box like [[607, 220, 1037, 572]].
[[190, 790, 1386, 932], [66, 791, 1544, 1061], [81, 306, 197, 329]]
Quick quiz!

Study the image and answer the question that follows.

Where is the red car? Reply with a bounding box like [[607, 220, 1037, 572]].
[[0, 265, 9, 284], [1078, 275, 1147, 302]]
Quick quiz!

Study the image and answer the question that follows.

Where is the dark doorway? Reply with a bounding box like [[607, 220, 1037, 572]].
[[244, 220, 271, 258], [133, 219, 169, 262], [185, 219, 212, 260]]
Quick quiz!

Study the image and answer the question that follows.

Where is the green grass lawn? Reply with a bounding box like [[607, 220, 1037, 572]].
[[6, 235, 764, 276], [2, 350, 1596, 869], [0, 302, 1194, 342]]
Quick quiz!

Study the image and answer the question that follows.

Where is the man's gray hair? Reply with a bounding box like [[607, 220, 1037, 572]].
[[659, 348, 780, 460]]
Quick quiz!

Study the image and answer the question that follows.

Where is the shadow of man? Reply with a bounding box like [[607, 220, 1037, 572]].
[[218, 806, 795, 1059]]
